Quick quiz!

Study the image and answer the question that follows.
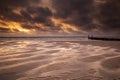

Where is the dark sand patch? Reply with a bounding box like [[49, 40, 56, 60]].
[[0, 72, 22, 80], [101, 56, 120, 70], [98, 56, 120, 80]]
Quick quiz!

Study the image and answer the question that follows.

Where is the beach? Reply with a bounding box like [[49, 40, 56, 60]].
[[0, 39, 120, 80]]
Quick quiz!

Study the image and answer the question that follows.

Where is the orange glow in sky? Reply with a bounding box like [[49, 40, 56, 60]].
[[0, 20, 33, 33], [51, 18, 80, 34]]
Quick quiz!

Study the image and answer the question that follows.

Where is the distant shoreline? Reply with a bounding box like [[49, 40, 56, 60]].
[[0, 36, 120, 41], [88, 36, 120, 41], [0, 36, 86, 38]]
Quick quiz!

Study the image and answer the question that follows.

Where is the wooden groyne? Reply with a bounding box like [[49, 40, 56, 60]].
[[88, 36, 120, 41]]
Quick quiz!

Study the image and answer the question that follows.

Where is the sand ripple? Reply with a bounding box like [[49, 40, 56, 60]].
[[0, 40, 120, 80]]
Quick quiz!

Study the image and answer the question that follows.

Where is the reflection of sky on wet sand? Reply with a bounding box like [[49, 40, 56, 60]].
[[0, 39, 120, 80]]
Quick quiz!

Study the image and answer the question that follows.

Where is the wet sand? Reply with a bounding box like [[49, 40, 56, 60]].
[[0, 39, 120, 80]]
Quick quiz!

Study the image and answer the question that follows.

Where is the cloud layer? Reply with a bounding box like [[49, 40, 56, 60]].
[[97, 0, 120, 35], [0, 0, 120, 36]]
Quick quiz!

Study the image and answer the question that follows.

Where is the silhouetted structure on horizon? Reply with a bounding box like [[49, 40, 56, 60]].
[[88, 35, 120, 41]]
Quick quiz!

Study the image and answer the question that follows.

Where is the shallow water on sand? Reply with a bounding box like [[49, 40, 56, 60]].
[[0, 39, 120, 80]]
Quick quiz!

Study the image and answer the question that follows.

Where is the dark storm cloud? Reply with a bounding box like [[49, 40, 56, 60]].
[[0, 0, 40, 8], [51, 0, 120, 35], [26, 7, 52, 23], [52, 0, 95, 30], [20, 6, 53, 30], [0, 0, 55, 35], [0, 0, 53, 24], [20, 10, 33, 22], [98, 0, 120, 34], [0, 0, 41, 22], [52, 0, 94, 18], [0, 0, 54, 32], [0, 9, 24, 22], [0, 0, 120, 35]]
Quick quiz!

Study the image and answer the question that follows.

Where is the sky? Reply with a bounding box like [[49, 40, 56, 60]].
[[0, 0, 120, 36]]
